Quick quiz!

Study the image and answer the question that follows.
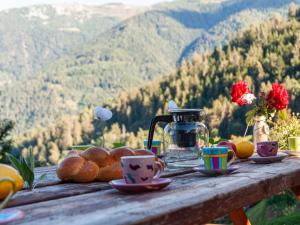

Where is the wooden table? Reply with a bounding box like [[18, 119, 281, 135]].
[[5, 156, 300, 225]]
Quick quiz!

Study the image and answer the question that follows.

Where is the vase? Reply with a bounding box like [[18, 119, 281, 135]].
[[253, 115, 269, 147]]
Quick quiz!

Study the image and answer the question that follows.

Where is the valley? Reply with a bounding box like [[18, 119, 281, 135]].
[[1, 0, 299, 134]]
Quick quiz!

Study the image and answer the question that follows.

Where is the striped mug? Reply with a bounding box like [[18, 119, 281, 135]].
[[144, 140, 161, 156], [202, 147, 235, 170]]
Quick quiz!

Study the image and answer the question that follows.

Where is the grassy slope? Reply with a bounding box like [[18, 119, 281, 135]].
[[248, 201, 270, 225], [268, 214, 300, 225], [248, 193, 300, 225]]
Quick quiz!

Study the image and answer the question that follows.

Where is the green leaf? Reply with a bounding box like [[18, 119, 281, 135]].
[[245, 108, 258, 125], [7, 152, 35, 190], [245, 108, 256, 117], [209, 137, 216, 145], [28, 147, 35, 172], [20, 158, 30, 186], [246, 115, 253, 125], [7, 154, 23, 173], [279, 110, 287, 120], [22, 158, 34, 189], [218, 138, 227, 143]]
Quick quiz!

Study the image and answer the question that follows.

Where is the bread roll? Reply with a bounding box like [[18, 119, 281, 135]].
[[67, 150, 79, 156], [57, 155, 99, 182], [110, 147, 135, 160], [71, 160, 99, 182], [94, 147, 134, 181], [80, 147, 111, 167], [56, 146, 164, 183], [134, 149, 153, 156]]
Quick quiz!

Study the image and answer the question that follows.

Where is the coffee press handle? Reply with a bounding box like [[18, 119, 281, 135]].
[[147, 115, 173, 150]]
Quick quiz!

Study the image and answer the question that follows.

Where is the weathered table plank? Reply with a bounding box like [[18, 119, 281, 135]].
[[12, 160, 269, 208], [34, 166, 61, 187], [32, 159, 252, 187], [11, 174, 240, 225], [34, 166, 56, 173], [10, 157, 300, 225], [7, 183, 110, 208], [9, 165, 195, 207], [33, 166, 195, 187]]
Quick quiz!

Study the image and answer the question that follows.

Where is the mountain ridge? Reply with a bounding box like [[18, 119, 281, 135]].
[[17, 8, 300, 166], [0, 3, 149, 79], [1, 0, 300, 134]]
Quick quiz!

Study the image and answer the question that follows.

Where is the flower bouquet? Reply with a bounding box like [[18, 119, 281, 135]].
[[230, 81, 289, 143]]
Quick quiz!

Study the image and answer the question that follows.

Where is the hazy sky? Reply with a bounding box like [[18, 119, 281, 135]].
[[0, 0, 171, 11]]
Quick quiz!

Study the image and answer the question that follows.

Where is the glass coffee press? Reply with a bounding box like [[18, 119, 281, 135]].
[[147, 109, 209, 168]]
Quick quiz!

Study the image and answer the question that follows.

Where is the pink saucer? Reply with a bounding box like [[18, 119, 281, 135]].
[[109, 178, 172, 193], [0, 209, 25, 225], [250, 153, 288, 164]]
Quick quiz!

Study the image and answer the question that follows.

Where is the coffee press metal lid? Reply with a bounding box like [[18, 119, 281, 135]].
[[168, 108, 203, 113], [168, 108, 202, 112], [168, 109, 205, 122]]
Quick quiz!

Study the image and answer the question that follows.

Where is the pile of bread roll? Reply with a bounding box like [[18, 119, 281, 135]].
[[57, 147, 164, 182]]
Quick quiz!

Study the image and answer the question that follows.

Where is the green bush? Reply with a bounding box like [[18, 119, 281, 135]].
[[270, 113, 300, 149], [248, 191, 300, 225], [267, 214, 300, 225]]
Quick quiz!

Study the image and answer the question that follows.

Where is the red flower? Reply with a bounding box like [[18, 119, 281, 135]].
[[266, 83, 289, 110], [231, 81, 251, 105]]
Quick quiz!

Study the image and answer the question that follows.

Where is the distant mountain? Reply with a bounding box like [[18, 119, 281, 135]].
[[0, 0, 299, 134], [0, 3, 149, 79], [0, 3, 149, 131], [18, 8, 300, 165]]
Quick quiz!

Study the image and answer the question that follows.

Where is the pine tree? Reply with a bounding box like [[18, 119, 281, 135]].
[[0, 120, 14, 163]]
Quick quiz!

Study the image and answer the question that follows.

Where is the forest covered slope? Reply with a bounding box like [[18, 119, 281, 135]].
[[1, 0, 299, 133], [18, 6, 300, 165]]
